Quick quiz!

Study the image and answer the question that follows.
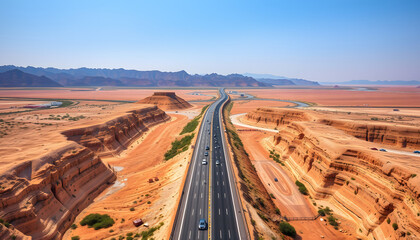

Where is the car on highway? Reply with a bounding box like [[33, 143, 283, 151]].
[[202, 159, 207, 165], [198, 219, 207, 230], [204, 152, 208, 156], [370, 147, 378, 150], [216, 160, 220, 165], [379, 149, 387, 152], [206, 146, 210, 150], [414, 150, 420, 154], [274, 178, 278, 182]]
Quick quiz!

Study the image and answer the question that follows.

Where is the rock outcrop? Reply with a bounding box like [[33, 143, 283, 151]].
[[137, 92, 192, 110], [62, 106, 170, 157], [0, 106, 170, 239], [245, 108, 420, 239], [0, 144, 116, 239]]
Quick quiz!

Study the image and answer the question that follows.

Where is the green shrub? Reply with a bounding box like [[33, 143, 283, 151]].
[[270, 193, 276, 199], [318, 209, 326, 216], [327, 215, 338, 227], [126, 232, 133, 237], [130, 207, 135, 211], [180, 105, 208, 134], [71, 223, 77, 229], [279, 221, 296, 237], [164, 134, 195, 160], [295, 180, 308, 195], [392, 223, 398, 230], [126, 237, 133, 240], [71, 236, 80, 240], [387, 218, 390, 224], [140, 222, 164, 240], [275, 208, 281, 215], [80, 213, 114, 230]]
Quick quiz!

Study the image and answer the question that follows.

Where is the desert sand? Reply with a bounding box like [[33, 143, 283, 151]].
[[231, 86, 420, 107]]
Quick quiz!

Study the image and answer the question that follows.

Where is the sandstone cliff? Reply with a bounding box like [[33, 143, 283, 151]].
[[245, 108, 420, 239], [0, 144, 116, 239], [62, 106, 170, 157], [0, 106, 170, 239], [137, 92, 192, 110]]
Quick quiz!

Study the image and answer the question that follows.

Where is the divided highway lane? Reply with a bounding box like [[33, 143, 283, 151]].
[[171, 88, 249, 240]]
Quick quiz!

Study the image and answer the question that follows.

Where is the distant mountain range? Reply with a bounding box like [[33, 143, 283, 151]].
[[321, 80, 420, 86], [0, 65, 266, 87], [243, 73, 320, 86], [0, 69, 63, 87]]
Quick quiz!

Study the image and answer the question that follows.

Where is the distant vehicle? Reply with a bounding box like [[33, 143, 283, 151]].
[[274, 178, 278, 182], [214, 134, 216, 137], [414, 150, 420, 154], [379, 149, 387, 152], [133, 219, 144, 227], [216, 160, 220, 165], [206, 146, 210, 150], [370, 147, 378, 150], [202, 159, 207, 165], [393, 109, 399, 111], [204, 152, 208, 156], [198, 219, 207, 230]]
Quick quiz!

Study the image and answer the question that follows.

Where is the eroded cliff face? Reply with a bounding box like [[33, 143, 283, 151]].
[[245, 108, 420, 239], [0, 106, 170, 239], [319, 119, 420, 149], [62, 106, 170, 157], [0, 144, 116, 240]]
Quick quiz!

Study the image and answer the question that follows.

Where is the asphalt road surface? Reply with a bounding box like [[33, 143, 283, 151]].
[[171, 89, 249, 240]]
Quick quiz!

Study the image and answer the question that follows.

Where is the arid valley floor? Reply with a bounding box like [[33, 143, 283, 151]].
[[0, 86, 419, 240]]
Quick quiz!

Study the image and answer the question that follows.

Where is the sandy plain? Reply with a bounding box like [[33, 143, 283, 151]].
[[233, 86, 420, 107]]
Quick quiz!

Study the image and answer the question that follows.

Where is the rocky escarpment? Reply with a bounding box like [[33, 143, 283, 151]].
[[320, 119, 420, 149], [0, 143, 116, 240], [62, 106, 170, 157], [243, 107, 312, 128], [245, 108, 420, 239], [137, 92, 192, 110], [0, 106, 170, 239]]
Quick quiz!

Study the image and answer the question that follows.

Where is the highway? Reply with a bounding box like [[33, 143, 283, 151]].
[[171, 88, 249, 240]]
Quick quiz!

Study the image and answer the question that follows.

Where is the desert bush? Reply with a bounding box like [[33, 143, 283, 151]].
[[80, 213, 114, 230], [295, 180, 308, 195], [71, 236, 80, 240], [279, 221, 296, 237], [392, 223, 398, 230]]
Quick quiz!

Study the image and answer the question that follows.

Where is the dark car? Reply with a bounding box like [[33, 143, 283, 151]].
[[206, 146, 210, 150], [204, 152, 208, 156], [274, 178, 278, 182], [414, 150, 420, 154], [370, 147, 378, 151], [198, 219, 207, 230], [379, 149, 387, 152]]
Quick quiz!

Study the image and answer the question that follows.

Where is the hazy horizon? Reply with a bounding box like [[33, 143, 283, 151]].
[[1, 0, 419, 82]]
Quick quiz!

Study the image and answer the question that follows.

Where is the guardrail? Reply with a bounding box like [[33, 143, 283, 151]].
[[282, 214, 320, 221]]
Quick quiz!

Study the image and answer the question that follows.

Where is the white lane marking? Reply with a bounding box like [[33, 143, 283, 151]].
[[177, 105, 210, 239], [217, 181, 219, 186], [218, 193, 220, 198], [189, 230, 191, 239], [221, 171, 223, 175], [219, 208, 221, 215], [228, 230, 231, 239], [192, 209, 194, 215], [194, 193, 196, 199], [220, 230, 222, 239], [196, 180, 198, 186], [223, 181, 225, 186], [226, 208, 228, 215], [198, 231, 200, 239], [200, 208, 202, 215], [224, 193, 226, 198], [201, 192, 203, 198], [216, 172, 218, 175]]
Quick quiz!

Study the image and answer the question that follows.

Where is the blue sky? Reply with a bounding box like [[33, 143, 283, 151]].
[[1, 0, 419, 82]]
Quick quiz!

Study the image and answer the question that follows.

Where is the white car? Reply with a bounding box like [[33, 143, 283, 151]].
[[202, 159, 207, 165]]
